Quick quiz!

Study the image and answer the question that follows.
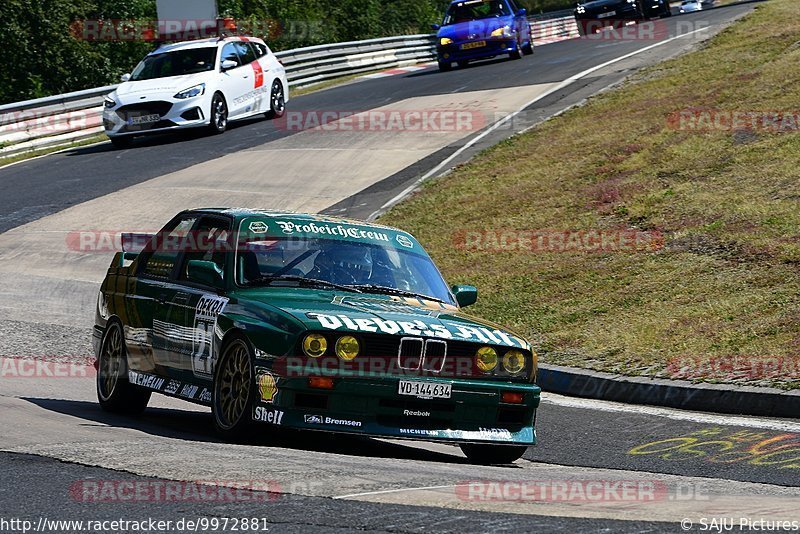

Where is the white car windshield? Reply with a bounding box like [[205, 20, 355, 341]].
[[130, 48, 217, 81]]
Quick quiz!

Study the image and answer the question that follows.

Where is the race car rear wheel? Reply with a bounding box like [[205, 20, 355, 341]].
[[212, 335, 255, 438], [265, 80, 286, 119], [209, 93, 228, 134], [460, 443, 528, 465], [97, 321, 151, 414]]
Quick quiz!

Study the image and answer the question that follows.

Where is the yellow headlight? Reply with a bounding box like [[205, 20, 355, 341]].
[[475, 346, 498, 373], [503, 350, 526, 374], [335, 336, 360, 361], [490, 26, 510, 38], [440, 37, 453, 46], [302, 334, 327, 358]]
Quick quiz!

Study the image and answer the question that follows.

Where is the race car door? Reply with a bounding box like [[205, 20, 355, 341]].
[[171, 215, 233, 387], [218, 42, 253, 119]]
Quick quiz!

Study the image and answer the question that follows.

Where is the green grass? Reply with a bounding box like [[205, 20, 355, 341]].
[[380, 0, 800, 389]]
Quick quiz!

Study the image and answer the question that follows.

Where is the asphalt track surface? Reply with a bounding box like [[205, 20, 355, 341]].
[[3, 4, 798, 533]]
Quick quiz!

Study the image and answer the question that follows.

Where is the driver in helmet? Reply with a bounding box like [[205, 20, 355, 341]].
[[310, 243, 373, 285]]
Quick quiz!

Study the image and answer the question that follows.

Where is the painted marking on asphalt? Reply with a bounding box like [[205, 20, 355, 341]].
[[369, 24, 714, 220], [543, 393, 800, 433], [334, 484, 456, 500]]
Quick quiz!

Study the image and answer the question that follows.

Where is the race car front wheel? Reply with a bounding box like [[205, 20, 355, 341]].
[[460, 443, 528, 465], [265, 80, 286, 119], [209, 93, 228, 134], [97, 321, 151, 414], [212, 335, 255, 439]]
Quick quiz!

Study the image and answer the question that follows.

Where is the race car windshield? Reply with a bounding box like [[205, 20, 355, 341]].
[[237, 237, 455, 305], [443, 0, 509, 24], [130, 48, 217, 81]]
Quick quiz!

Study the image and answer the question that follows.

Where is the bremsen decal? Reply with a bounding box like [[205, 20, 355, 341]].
[[258, 371, 278, 403], [192, 295, 229, 378], [308, 313, 526, 348], [253, 406, 284, 425]]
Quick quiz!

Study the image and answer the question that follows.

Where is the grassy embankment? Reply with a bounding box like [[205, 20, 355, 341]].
[[381, 0, 800, 389]]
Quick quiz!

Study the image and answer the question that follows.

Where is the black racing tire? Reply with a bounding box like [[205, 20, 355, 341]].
[[509, 45, 522, 60], [460, 443, 528, 465], [457, 60, 469, 68], [264, 79, 286, 120], [208, 92, 228, 134], [97, 321, 151, 414], [212, 334, 256, 439], [109, 136, 132, 149], [522, 42, 534, 55], [438, 61, 452, 72]]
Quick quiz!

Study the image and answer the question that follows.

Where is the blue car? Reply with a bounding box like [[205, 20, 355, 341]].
[[433, 0, 533, 71]]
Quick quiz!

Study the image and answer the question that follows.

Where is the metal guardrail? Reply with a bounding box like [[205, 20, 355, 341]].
[[0, 14, 578, 157]]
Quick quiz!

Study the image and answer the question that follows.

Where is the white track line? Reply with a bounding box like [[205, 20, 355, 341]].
[[544, 393, 800, 433], [334, 484, 456, 500], [368, 25, 712, 220]]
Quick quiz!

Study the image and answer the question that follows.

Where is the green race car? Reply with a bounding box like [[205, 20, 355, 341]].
[[94, 208, 540, 464]]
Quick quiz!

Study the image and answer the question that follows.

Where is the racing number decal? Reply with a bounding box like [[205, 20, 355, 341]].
[[192, 295, 229, 378]]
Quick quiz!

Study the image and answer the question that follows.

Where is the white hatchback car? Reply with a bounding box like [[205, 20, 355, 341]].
[[103, 36, 288, 148]]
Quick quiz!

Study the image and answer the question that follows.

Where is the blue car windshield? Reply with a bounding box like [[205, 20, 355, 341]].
[[444, 0, 510, 24], [131, 48, 217, 81], [237, 236, 455, 305]]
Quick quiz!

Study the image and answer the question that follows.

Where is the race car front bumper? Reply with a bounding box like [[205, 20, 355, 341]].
[[252, 373, 539, 445], [437, 38, 520, 64]]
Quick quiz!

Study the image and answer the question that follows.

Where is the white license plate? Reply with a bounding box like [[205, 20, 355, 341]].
[[398, 380, 452, 399], [597, 10, 616, 18], [128, 114, 160, 125], [460, 40, 486, 50]]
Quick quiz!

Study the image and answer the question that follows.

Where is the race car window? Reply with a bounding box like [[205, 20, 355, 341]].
[[139, 215, 198, 279], [234, 42, 256, 65], [251, 42, 268, 58], [130, 48, 216, 81], [178, 217, 232, 284], [220, 43, 241, 67], [237, 236, 455, 305], [444, 0, 509, 24]]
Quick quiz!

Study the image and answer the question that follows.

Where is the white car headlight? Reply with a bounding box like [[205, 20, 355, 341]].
[[103, 96, 116, 109], [490, 26, 513, 38], [174, 83, 205, 100]]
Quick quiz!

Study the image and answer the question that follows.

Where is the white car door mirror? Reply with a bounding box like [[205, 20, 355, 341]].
[[221, 59, 238, 71], [120, 73, 131, 82]]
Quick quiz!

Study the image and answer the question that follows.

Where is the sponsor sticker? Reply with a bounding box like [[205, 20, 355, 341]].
[[253, 406, 284, 425], [304, 415, 361, 427], [395, 234, 414, 248], [249, 221, 268, 233], [258, 371, 278, 403], [128, 370, 165, 391], [304, 414, 323, 424], [403, 409, 431, 417]]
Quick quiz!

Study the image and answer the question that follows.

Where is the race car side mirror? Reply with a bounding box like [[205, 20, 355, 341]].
[[187, 260, 224, 287], [516, 8, 527, 16], [452, 284, 478, 307], [431, 24, 441, 30], [120, 73, 131, 82]]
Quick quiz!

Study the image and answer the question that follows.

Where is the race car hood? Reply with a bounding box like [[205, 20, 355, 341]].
[[233, 287, 531, 350], [437, 16, 516, 41], [114, 73, 213, 99]]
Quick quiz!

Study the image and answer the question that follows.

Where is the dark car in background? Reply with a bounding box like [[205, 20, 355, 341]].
[[434, 0, 534, 71], [574, 0, 671, 35]]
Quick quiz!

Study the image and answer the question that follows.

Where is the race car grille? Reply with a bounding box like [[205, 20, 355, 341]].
[[116, 101, 173, 121]]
